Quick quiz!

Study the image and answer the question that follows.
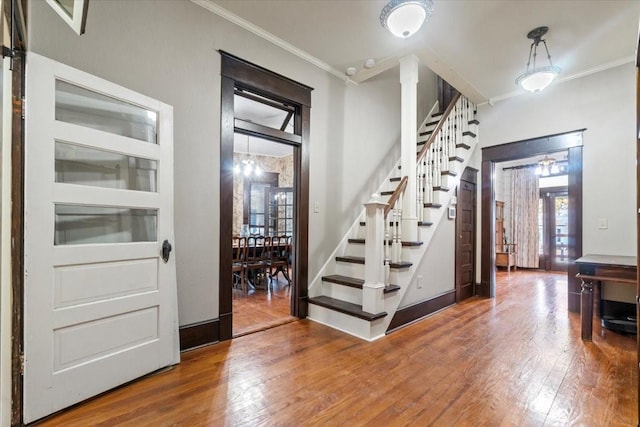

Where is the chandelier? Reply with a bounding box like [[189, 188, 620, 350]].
[[534, 155, 559, 177], [234, 135, 262, 177], [380, 0, 433, 39], [515, 26, 561, 93]]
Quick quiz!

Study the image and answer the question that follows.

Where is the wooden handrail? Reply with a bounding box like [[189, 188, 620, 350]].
[[416, 92, 462, 164], [384, 176, 408, 217]]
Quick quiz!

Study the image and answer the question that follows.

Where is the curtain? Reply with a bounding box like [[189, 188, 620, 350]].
[[510, 168, 539, 268]]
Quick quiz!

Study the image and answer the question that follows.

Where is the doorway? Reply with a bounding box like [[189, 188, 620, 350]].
[[481, 130, 583, 313], [219, 52, 312, 341], [539, 187, 569, 272], [231, 132, 296, 337]]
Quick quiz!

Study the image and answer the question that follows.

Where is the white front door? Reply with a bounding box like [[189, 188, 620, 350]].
[[23, 53, 179, 423]]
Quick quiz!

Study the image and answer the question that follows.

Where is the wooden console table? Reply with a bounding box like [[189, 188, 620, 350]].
[[575, 254, 637, 341]]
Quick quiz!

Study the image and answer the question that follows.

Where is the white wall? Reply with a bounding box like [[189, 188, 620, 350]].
[[28, 0, 407, 326], [478, 63, 636, 259], [400, 208, 456, 307]]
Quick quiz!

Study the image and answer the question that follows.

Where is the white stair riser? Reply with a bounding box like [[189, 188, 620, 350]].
[[334, 261, 365, 278], [456, 146, 469, 158], [345, 243, 365, 258], [321, 281, 362, 305], [422, 207, 442, 223], [308, 305, 383, 341], [441, 174, 456, 188]]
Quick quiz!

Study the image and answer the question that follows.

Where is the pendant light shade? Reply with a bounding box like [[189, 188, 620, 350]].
[[515, 26, 561, 93], [380, 0, 433, 38]]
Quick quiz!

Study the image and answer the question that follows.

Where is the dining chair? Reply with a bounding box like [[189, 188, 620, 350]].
[[268, 235, 291, 287], [232, 236, 246, 293], [244, 235, 267, 289]]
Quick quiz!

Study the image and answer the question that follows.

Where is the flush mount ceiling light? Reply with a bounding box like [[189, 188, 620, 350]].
[[380, 0, 433, 38], [515, 26, 561, 93]]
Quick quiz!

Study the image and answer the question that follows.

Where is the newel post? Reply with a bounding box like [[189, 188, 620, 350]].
[[363, 194, 387, 314]]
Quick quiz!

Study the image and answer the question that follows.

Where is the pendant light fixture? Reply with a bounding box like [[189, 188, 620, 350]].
[[234, 135, 262, 177], [515, 26, 561, 93], [380, 0, 433, 39]]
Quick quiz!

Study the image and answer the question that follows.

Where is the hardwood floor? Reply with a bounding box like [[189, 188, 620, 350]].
[[35, 270, 636, 426], [232, 270, 295, 337]]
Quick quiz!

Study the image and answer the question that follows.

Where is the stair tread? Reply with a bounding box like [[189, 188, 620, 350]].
[[381, 190, 394, 196], [424, 203, 442, 208], [442, 170, 458, 176], [449, 156, 464, 163], [434, 186, 450, 192], [389, 177, 402, 182], [322, 274, 363, 288], [425, 120, 439, 127], [418, 221, 433, 227], [384, 284, 401, 294], [336, 255, 413, 269], [463, 130, 477, 138], [468, 119, 480, 125], [336, 255, 365, 264], [456, 142, 471, 150], [308, 296, 387, 321], [321, 275, 401, 294], [348, 238, 423, 247]]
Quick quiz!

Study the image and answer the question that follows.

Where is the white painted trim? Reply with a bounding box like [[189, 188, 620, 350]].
[[191, 0, 348, 82], [0, 56, 12, 427], [481, 55, 635, 106]]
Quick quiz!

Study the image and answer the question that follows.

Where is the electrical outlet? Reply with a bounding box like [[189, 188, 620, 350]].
[[598, 218, 608, 230], [314, 201, 320, 213], [417, 275, 423, 289]]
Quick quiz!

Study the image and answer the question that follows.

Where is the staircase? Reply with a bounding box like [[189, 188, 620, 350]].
[[307, 94, 479, 341]]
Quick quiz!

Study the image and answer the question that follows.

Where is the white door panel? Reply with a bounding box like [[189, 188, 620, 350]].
[[24, 53, 179, 423]]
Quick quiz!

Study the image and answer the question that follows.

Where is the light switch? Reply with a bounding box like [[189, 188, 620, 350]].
[[598, 218, 608, 229]]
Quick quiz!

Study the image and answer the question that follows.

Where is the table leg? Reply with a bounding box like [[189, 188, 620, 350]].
[[580, 279, 594, 341]]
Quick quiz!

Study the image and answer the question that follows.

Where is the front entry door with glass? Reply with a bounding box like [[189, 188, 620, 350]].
[[539, 188, 569, 272], [23, 54, 179, 423]]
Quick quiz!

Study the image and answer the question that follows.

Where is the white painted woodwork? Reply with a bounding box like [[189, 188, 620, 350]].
[[0, 55, 12, 427], [23, 53, 179, 423], [363, 196, 387, 314], [399, 55, 419, 243]]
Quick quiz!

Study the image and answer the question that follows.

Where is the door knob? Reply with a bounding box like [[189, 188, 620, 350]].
[[162, 240, 172, 263]]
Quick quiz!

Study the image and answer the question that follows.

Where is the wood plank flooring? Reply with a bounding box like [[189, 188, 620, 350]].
[[35, 270, 637, 426], [232, 270, 295, 337]]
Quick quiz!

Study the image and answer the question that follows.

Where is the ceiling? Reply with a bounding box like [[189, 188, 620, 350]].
[[200, 0, 640, 104]]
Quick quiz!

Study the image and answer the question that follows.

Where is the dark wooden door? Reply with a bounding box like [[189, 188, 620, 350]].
[[456, 172, 477, 302]]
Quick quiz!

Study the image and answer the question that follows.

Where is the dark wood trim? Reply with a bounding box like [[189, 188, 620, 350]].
[[386, 290, 456, 333], [481, 129, 586, 162], [293, 105, 310, 318], [636, 61, 640, 427], [479, 160, 495, 297], [461, 166, 478, 184], [220, 53, 312, 339], [220, 51, 312, 108], [219, 76, 235, 341], [10, 48, 24, 427], [243, 172, 278, 229], [480, 131, 583, 305], [567, 146, 583, 312], [234, 88, 295, 113], [179, 319, 220, 351], [235, 119, 302, 145]]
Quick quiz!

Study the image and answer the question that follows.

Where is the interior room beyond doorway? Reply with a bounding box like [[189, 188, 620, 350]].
[[232, 134, 296, 337]]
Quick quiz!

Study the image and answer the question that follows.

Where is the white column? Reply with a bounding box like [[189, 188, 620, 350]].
[[400, 55, 419, 242], [363, 194, 387, 315]]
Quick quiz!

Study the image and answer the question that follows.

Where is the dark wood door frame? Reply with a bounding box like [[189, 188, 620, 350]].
[[539, 186, 569, 272], [219, 52, 312, 341], [480, 130, 584, 313]]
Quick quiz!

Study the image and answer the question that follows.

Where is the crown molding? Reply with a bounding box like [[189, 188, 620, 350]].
[[481, 55, 635, 106], [191, 0, 348, 82]]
